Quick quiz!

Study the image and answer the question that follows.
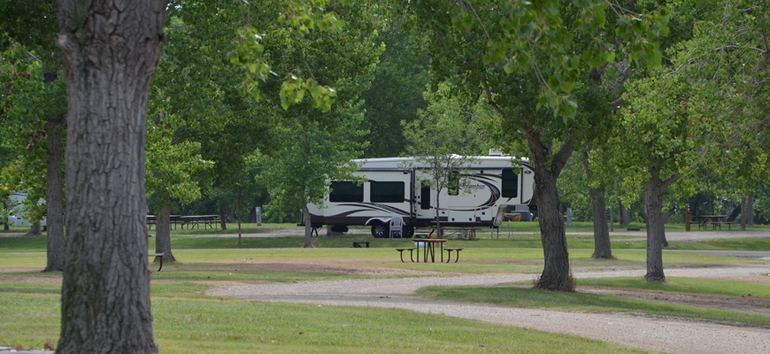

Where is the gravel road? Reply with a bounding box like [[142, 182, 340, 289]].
[[210, 265, 770, 354]]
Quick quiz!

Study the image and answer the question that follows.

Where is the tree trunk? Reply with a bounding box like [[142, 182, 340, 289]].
[[302, 205, 314, 248], [531, 156, 572, 291], [43, 115, 65, 272], [740, 197, 747, 229], [589, 187, 613, 259], [219, 205, 233, 229], [618, 200, 630, 224], [660, 213, 669, 247], [56, 1, 166, 353], [30, 221, 42, 235], [747, 194, 754, 226], [154, 193, 176, 263], [643, 173, 677, 283], [609, 202, 614, 232], [582, 152, 612, 259], [236, 189, 242, 246]]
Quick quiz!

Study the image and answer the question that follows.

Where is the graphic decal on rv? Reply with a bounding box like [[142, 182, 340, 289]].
[[465, 175, 501, 207], [329, 203, 410, 217]]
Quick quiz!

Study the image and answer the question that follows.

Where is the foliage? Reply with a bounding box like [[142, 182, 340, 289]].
[[250, 2, 381, 233], [360, 16, 430, 158], [0, 45, 66, 222], [230, 0, 354, 111], [259, 105, 368, 215], [609, 0, 769, 211], [396, 0, 669, 118]]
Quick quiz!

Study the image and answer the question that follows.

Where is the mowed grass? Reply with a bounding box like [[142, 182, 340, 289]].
[[3, 246, 760, 275], [577, 277, 770, 297], [4, 220, 770, 252], [0, 282, 654, 354], [417, 287, 770, 327]]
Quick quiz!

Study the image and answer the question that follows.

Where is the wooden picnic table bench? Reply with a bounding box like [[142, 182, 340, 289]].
[[179, 215, 220, 230], [705, 221, 734, 230], [147, 215, 220, 230]]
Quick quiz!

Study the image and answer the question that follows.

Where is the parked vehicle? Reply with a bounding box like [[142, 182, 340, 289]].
[[307, 155, 535, 238], [6, 192, 46, 227]]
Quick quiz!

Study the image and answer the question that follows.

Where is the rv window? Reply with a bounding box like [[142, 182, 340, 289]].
[[448, 171, 460, 196], [502, 168, 518, 198], [329, 182, 363, 203], [370, 182, 404, 203], [420, 182, 430, 210]]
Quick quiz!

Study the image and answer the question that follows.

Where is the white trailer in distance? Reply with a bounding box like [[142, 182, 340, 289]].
[[307, 155, 535, 238]]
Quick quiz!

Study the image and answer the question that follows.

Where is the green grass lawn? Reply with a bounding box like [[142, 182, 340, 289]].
[[417, 277, 770, 327], [3, 246, 761, 273], [3, 222, 770, 353], [8, 232, 770, 253], [0, 282, 655, 354], [576, 276, 770, 297]]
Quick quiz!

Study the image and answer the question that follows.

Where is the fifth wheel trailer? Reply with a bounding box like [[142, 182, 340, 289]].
[[307, 156, 535, 238]]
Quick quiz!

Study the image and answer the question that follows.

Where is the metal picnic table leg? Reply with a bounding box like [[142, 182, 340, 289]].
[[440, 242, 444, 263]]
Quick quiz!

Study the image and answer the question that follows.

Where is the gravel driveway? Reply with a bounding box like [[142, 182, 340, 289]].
[[210, 265, 770, 354]]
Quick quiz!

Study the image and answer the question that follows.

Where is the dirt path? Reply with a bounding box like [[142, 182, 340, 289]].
[[209, 265, 770, 354]]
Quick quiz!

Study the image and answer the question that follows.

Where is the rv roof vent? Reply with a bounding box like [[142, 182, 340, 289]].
[[489, 149, 503, 156]]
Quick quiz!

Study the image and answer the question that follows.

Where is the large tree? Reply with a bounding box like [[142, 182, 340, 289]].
[[55, 0, 167, 352], [398, 0, 669, 291], [611, 0, 769, 282]]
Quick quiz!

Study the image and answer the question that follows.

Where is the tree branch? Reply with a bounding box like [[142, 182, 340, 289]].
[[758, 180, 770, 199], [467, 1, 490, 42], [609, 51, 631, 96], [551, 137, 574, 176], [662, 172, 681, 190], [480, 77, 507, 120]]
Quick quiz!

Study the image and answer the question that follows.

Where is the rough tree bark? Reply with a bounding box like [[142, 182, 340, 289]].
[[642, 170, 680, 283], [531, 137, 573, 291], [302, 205, 314, 248], [748, 194, 754, 226], [582, 152, 612, 259], [55, 1, 167, 353], [43, 114, 65, 272], [154, 192, 176, 263]]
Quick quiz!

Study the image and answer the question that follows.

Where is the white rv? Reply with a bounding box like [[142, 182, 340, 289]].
[[6, 192, 47, 227], [307, 156, 535, 238]]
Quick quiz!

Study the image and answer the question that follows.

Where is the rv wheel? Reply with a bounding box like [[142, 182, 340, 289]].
[[370, 222, 389, 238], [403, 225, 415, 239]]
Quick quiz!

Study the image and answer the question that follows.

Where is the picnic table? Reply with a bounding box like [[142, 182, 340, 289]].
[[147, 215, 220, 230], [692, 215, 733, 230], [412, 239, 447, 263], [395, 238, 465, 263], [179, 215, 220, 230]]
